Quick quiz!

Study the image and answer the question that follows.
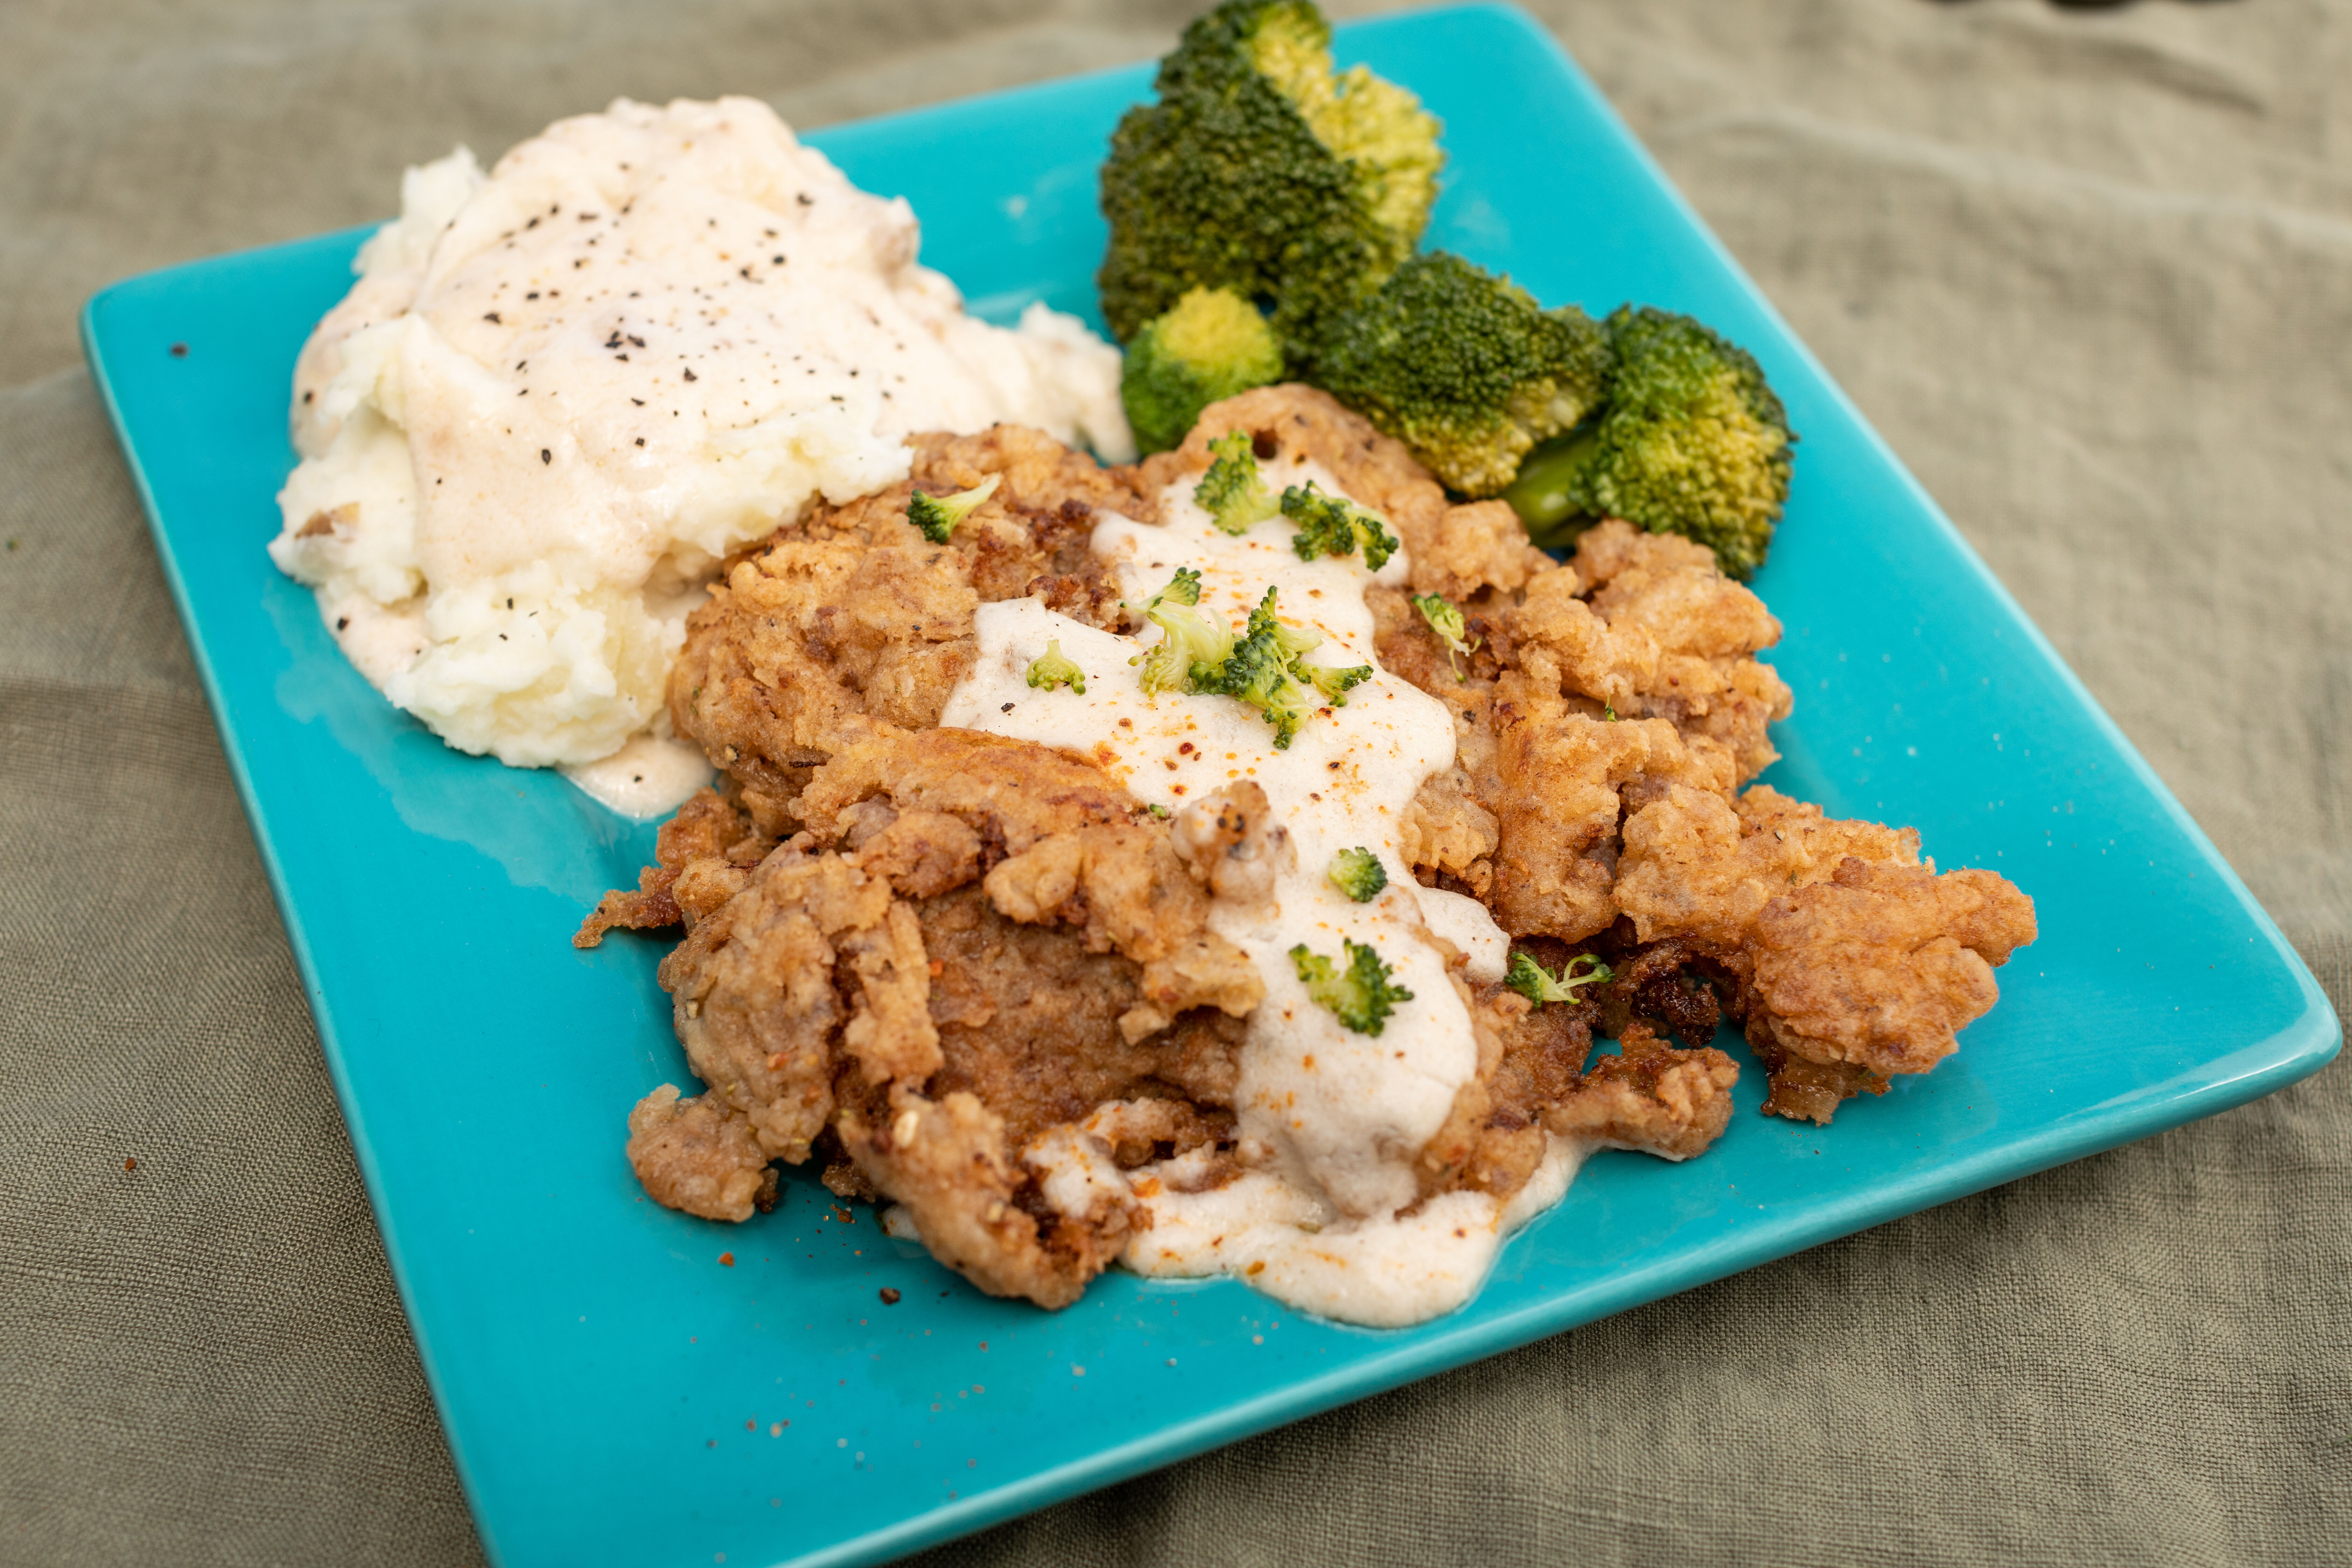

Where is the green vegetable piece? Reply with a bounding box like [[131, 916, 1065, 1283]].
[[1025, 640, 1086, 694], [1193, 586, 1319, 747], [905, 473, 1002, 544], [1504, 951, 1613, 1006], [1505, 306, 1794, 579], [1500, 427, 1597, 546], [1305, 660, 1372, 704], [1327, 847, 1387, 902], [1097, 0, 1443, 360], [1290, 937, 1413, 1035], [1410, 591, 1479, 681], [1314, 251, 1613, 498], [1195, 429, 1281, 534], [1147, 579, 1365, 744], [1134, 568, 1233, 695], [1126, 291, 1286, 456], [1280, 481, 1399, 571], [1150, 566, 1204, 608]]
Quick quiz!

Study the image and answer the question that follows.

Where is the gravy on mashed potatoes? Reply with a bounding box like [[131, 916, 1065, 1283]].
[[271, 96, 1132, 814]]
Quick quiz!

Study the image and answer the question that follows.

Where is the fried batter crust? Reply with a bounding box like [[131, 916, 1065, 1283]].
[[1616, 781, 2036, 1121], [575, 787, 772, 946], [667, 426, 1153, 832], [616, 733, 1265, 1308], [596, 401, 2036, 1310], [625, 1084, 779, 1222]]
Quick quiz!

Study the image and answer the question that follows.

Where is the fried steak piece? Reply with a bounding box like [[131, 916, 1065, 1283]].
[[617, 729, 1262, 1307], [590, 390, 2035, 1314], [1605, 782, 2037, 1121], [1342, 464, 2033, 1125]]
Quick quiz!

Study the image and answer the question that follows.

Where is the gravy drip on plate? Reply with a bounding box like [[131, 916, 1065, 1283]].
[[939, 458, 1586, 1326]]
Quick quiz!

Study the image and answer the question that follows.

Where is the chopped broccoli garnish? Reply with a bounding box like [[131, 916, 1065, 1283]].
[[1133, 568, 1233, 695], [1504, 951, 1612, 1006], [1410, 592, 1479, 681], [1290, 938, 1413, 1035], [1125, 289, 1286, 455], [1504, 306, 1794, 578], [1195, 430, 1280, 534], [1193, 586, 1319, 747], [905, 474, 1002, 544], [1280, 482, 1399, 571], [1025, 640, 1086, 694], [1188, 586, 1370, 747], [1312, 251, 1613, 497], [1135, 576, 1366, 745], [1098, 0, 1443, 360], [1304, 661, 1372, 704], [1150, 566, 1204, 608], [1327, 847, 1387, 902]]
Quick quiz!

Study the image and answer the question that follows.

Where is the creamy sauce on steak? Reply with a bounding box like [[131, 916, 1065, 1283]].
[[939, 458, 1585, 1326]]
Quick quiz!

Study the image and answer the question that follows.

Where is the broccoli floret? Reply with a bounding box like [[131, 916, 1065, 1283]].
[[1312, 251, 1613, 498], [1304, 661, 1372, 704], [1504, 307, 1794, 578], [1133, 568, 1232, 695], [1143, 578, 1366, 744], [1504, 951, 1612, 1006], [1195, 429, 1281, 534], [1151, 566, 1204, 607], [1125, 289, 1286, 455], [1327, 847, 1387, 902], [1290, 938, 1413, 1035], [1195, 586, 1318, 747], [1191, 585, 1368, 747], [1025, 640, 1086, 694], [1280, 481, 1399, 570], [1410, 591, 1479, 681], [905, 474, 1002, 544], [1098, 0, 1444, 359]]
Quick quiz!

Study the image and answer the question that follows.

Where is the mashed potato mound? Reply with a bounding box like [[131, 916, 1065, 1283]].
[[271, 96, 1132, 777]]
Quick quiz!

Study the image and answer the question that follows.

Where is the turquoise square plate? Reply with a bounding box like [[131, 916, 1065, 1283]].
[[81, 6, 2337, 1566]]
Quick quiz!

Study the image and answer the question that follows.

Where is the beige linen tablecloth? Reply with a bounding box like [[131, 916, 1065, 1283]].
[[3, 1, 2346, 1563]]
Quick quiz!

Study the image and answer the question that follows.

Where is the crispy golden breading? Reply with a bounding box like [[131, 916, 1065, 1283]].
[[1745, 858, 2036, 1111], [574, 787, 772, 947], [596, 394, 2036, 1311], [1415, 982, 1739, 1196], [620, 732, 1265, 1308], [1366, 519, 1790, 940], [1544, 1020, 1740, 1161], [1613, 780, 2035, 1121], [667, 426, 1152, 833], [624, 1084, 779, 1222]]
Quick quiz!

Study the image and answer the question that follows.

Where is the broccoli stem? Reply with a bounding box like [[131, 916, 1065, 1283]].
[[1502, 426, 1600, 548]]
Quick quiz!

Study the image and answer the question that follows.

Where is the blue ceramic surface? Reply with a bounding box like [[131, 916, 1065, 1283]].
[[80, 7, 2337, 1567]]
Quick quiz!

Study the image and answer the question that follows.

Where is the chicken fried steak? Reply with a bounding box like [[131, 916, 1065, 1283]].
[[583, 388, 2034, 1317]]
